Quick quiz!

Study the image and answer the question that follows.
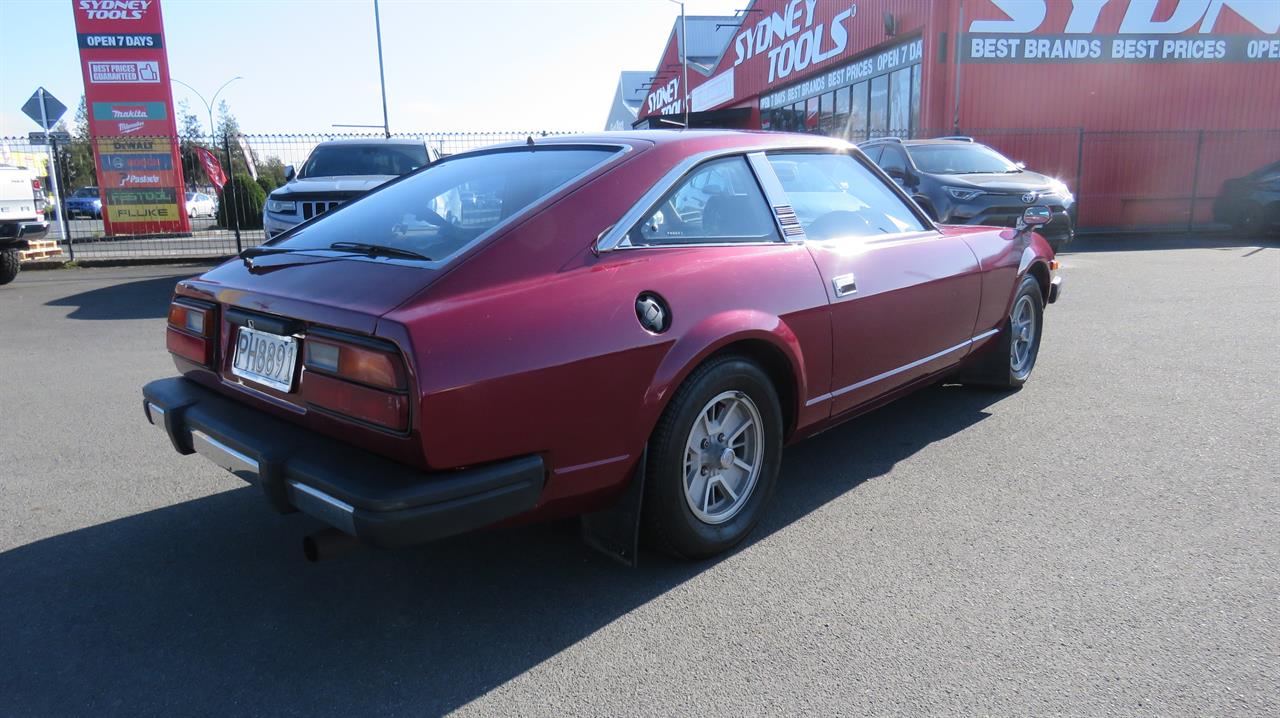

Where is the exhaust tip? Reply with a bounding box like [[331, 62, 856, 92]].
[[303, 527, 360, 562]]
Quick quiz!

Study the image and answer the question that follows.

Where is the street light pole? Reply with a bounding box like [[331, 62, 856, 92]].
[[666, 0, 689, 128], [171, 76, 244, 138], [374, 0, 392, 138]]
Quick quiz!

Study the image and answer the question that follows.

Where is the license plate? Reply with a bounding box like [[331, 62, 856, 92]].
[[231, 326, 299, 392]]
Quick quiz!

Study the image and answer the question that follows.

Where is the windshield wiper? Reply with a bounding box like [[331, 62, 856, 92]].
[[328, 241, 431, 261]]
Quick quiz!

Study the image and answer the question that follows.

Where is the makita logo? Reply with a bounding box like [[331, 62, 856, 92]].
[[112, 107, 148, 119], [971, 0, 1280, 35], [78, 0, 152, 20]]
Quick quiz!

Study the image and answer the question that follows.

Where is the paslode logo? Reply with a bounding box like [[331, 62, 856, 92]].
[[119, 173, 161, 186], [78, 0, 152, 21]]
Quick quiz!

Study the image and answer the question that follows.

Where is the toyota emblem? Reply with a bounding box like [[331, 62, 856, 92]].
[[1022, 192, 1038, 204]]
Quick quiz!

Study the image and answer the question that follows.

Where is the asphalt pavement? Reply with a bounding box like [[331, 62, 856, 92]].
[[0, 234, 1276, 716]]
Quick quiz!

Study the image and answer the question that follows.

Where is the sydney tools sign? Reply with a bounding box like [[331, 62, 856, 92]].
[[73, 0, 188, 234], [964, 0, 1280, 63]]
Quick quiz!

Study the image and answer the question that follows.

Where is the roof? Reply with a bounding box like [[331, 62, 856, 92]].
[[479, 129, 854, 154], [860, 137, 980, 147], [604, 71, 652, 131], [677, 15, 740, 75], [314, 138, 426, 147]]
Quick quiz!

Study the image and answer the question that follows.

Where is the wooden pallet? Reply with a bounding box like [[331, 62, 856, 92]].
[[18, 239, 63, 262]]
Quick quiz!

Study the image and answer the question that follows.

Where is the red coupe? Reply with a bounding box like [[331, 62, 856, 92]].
[[143, 130, 1062, 562]]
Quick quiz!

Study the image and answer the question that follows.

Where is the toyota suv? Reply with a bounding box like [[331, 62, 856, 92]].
[[859, 137, 1076, 250], [263, 139, 438, 239]]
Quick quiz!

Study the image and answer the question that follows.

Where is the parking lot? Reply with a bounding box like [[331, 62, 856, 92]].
[[1, 235, 1276, 716]]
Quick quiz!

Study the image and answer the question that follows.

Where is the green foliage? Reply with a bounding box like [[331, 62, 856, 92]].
[[215, 173, 266, 229], [258, 157, 288, 190], [61, 96, 97, 190], [256, 176, 277, 196]]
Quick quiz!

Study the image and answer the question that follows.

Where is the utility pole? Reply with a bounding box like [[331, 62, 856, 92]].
[[374, 0, 391, 138], [37, 89, 73, 260]]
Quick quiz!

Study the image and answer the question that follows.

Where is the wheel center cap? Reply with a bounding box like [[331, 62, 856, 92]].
[[718, 447, 735, 470]]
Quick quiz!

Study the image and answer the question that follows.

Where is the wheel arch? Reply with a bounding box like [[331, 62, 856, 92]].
[[642, 312, 808, 444]]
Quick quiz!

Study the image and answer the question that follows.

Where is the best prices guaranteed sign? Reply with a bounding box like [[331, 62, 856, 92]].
[[73, 0, 189, 235]]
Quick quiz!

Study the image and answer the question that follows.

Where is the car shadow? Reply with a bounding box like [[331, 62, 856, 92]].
[[1067, 231, 1278, 253], [44, 272, 201, 321], [0, 384, 1004, 716]]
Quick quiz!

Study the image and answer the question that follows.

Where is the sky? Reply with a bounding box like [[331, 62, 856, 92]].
[[0, 0, 745, 137]]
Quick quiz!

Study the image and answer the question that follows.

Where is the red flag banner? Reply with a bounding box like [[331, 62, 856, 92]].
[[195, 146, 227, 190]]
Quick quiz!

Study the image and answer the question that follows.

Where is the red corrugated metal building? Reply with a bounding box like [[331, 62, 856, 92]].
[[633, 0, 1280, 229]]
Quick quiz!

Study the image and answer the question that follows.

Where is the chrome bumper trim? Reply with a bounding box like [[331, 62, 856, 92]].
[[286, 481, 357, 535], [192, 429, 261, 483], [145, 402, 166, 427]]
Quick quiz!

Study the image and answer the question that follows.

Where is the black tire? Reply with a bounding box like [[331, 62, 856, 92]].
[[961, 274, 1044, 389], [642, 356, 784, 559], [1236, 204, 1264, 237], [0, 249, 19, 286]]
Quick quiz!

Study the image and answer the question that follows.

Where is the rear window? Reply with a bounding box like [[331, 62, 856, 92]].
[[300, 144, 429, 178], [273, 147, 618, 263]]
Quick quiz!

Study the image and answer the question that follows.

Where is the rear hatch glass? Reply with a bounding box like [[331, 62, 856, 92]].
[[271, 146, 619, 265]]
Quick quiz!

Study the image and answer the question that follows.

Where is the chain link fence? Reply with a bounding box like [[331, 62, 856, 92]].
[[2, 127, 1276, 264]]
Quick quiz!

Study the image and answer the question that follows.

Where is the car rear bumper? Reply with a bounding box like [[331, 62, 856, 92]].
[[142, 376, 545, 548]]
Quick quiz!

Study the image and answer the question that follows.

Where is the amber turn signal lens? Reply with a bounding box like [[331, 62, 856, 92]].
[[166, 300, 216, 366], [304, 338, 404, 391], [168, 302, 211, 336], [1049, 259, 1060, 271]]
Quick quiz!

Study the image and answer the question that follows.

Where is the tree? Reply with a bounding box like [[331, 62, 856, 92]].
[[215, 100, 257, 178], [258, 157, 288, 190], [61, 96, 97, 190], [177, 98, 211, 188]]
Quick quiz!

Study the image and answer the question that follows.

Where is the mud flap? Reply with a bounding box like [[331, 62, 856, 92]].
[[579, 448, 646, 567]]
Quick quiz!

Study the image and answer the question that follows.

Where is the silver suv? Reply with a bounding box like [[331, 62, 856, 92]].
[[263, 139, 438, 238]]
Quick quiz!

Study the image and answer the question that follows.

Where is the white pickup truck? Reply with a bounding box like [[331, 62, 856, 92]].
[[0, 164, 49, 285]]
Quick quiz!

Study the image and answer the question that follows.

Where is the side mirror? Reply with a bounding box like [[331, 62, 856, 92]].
[[284, 165, 296, 182], [1015, 161, 1026, 169], [1018, 206, 1052, 232]]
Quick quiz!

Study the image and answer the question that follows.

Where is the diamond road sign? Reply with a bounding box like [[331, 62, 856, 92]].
[[22, 88, 68, 130]]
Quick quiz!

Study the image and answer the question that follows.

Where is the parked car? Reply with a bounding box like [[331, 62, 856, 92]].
[[1213, 160, 1280, 236], [185, 191, 217, 218], [64, 186, 103, 219], [262, 139, 438, 238], [143, 131, 1062, 562], [858, 137, 1076, 250], [0, 164, 49, 285]]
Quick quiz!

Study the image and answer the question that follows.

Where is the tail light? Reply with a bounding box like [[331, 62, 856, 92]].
[[302, 332, 409, 432], [167, 299, 217, 366]]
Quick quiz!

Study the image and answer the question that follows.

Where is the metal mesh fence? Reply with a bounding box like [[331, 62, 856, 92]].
[[2, 127, 1276, 264], [1, 131, 568, 263]]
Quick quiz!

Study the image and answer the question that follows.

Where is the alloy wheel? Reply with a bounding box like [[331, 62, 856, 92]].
[[1010, 294, 1038, 378], [682, 390, 764, 525]]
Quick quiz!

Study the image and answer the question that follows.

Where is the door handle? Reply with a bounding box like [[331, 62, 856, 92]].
[[832, 273, 858, 297]]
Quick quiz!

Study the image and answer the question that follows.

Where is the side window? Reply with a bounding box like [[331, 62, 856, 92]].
[[861, 145, 883, 164], [629, 156, 779, 246], [766, 152, 928, 241], [879, 145, 908, 176]]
